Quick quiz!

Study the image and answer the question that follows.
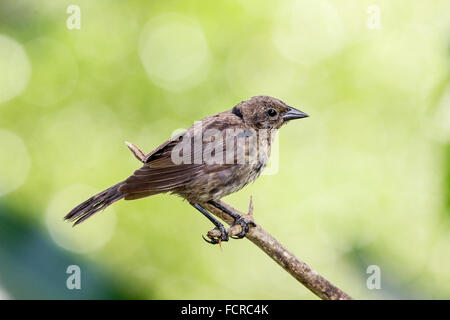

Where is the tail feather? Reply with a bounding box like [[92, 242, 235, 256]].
[[64, 182, 126, 226]]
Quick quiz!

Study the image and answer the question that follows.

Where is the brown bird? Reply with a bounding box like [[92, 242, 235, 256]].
[[64, 96, 308, 243]]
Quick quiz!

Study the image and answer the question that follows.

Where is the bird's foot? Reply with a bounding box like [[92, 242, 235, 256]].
[[205, 198, 257, 241], [230, 216, 256, 239], [203, 224, 229, 245]]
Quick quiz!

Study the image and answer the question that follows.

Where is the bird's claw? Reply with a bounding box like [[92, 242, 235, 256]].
[[202, 225, 229, 245], [202, 234, 219, 244], [230, 216, 256, 239]]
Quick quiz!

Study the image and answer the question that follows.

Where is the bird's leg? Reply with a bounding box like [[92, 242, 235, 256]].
[[207, 200, 256, 239], [191, 203, 229, 244]]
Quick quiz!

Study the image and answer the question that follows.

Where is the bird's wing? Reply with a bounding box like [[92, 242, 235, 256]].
[[119, 127, 236, 196], [142, 130, 186, 164], [119, 135, 201, 195]]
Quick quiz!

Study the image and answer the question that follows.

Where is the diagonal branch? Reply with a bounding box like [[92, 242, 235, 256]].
[[202, 200, 353, 300], [125, 141, 353, 300]]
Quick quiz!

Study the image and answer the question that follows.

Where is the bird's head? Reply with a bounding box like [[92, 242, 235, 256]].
[[233, 95, 308, 130]]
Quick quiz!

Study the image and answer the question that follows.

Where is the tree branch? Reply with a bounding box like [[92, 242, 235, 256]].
[[202, 200, 352, 300], [125, 141, 353, 300]]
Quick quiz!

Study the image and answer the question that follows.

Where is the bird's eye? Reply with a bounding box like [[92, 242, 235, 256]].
[[267, 108, 277, 117]]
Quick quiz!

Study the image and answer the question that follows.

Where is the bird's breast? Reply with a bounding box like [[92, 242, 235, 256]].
[[174, 128, 274, 203]]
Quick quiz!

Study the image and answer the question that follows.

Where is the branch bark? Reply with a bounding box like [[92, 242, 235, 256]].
[[126, 141, 353, 300]]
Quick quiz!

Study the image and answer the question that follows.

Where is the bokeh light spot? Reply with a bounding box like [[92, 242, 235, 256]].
[[0, 129, 31, 196], [272, 0, 344, 65], [0, 285, 11, 300], [0, 34, 31, 104], [45, 184, 117, 254], [138, 14, 210, 91]]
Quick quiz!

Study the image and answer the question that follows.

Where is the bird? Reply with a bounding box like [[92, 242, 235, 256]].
[[64, 95, 308, 244]]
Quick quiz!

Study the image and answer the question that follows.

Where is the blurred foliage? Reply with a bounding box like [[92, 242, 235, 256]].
[[0, 0, 450, 299], [446, 144, 450, 217], [0, 203, 139, 299]]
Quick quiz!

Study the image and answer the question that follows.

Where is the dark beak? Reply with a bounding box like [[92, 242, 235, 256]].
[[283, 106, 309, 121]]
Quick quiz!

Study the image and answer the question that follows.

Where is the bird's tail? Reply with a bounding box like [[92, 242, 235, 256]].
[[64, 181, 126, 226]]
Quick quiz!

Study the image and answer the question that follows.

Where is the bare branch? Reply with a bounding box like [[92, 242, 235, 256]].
[[202, 201, 353, 300]]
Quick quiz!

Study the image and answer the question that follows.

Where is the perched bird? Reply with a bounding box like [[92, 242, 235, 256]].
[[65, 96, 308, 243]]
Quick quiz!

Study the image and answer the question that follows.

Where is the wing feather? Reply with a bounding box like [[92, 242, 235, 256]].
[[120, 112, 241, 196]]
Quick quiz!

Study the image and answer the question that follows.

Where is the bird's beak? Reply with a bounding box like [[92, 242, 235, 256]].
[[283, 106, 309, 121]]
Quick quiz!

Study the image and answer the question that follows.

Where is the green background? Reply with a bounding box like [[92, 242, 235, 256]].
[[0, 0, 449, 299]]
